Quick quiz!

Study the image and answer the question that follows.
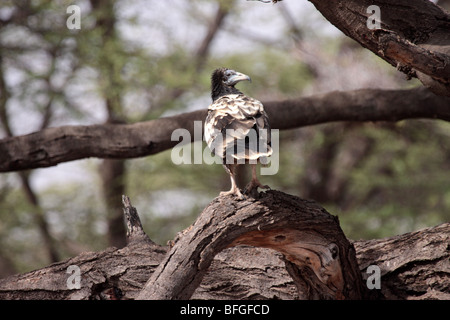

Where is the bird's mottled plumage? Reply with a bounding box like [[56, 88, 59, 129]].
[[205, 67, 272, 198]]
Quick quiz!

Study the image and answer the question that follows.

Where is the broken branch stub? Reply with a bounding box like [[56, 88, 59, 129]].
[[122, 195, 155, 246], [137, 190, 367, 300]]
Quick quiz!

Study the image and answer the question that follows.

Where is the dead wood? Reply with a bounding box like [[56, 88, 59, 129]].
[[0, 191, 448, 300], [308, 0, 450, 96], [136, 190, 366, 300], [354, 223, 450, 300]]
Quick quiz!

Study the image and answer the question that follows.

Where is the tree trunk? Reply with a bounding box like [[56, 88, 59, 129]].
[[99, 158, 127, 248], [0, 191, 448, 300]]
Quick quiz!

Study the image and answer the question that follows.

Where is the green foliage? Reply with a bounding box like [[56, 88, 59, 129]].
[[315, 120, 450, 239]]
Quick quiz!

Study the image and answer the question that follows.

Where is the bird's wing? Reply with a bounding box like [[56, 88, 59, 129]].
[[205, 94, 272, 162]]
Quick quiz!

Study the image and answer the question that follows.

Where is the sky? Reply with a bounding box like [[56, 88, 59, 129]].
[[116, 0, 340, 56]]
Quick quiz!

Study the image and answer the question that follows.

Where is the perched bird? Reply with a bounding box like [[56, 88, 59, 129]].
[[204, 67, 272, 198]]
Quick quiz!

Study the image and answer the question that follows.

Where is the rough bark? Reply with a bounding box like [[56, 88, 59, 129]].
[[354, 223, 450, 300], [307, 0, 450, 96], [137, 190, 365, 300], [0, 192, 448, 300], [1, 87, 449, 173]]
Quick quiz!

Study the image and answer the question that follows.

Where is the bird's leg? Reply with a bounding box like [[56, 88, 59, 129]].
[[220, 164, 244, 199], [244, 163, 270, 194]]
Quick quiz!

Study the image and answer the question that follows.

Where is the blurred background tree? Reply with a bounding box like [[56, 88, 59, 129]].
[[0, 0, 449, 276]]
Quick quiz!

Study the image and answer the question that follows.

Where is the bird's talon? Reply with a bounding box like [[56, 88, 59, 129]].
[[220, 189, 245, 200], [244, 181, 270, 194]]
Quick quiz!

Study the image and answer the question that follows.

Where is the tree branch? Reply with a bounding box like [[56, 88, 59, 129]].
[[136, 190, 366, 300], [0, 192, 447, 300], [354, 223, 450, 300], [307, 0, 450, 95], [375, 30, 450, 83], [0, 87, 449, 173]]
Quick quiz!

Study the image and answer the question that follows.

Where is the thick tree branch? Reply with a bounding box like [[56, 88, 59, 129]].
[[354, 223, 450, 300], [376, 30, 450, 83], [0, 192, 447, 300], [0, 87, 449, 173], [136, 190, 366, 300], [307, 0, 450, 95]]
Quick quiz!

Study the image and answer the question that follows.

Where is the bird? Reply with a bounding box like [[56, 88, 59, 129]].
[[204, 67, 272, 199]]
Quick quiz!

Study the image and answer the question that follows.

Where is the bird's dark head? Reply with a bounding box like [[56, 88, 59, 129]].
[[211, 67, 251, 101]]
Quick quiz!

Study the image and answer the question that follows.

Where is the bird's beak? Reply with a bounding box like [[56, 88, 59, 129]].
[[226, 71, 251, 86]]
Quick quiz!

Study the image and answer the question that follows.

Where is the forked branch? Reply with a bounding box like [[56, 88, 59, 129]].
[[136, 190, 368, 300], [0, 192, 447, 299]]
